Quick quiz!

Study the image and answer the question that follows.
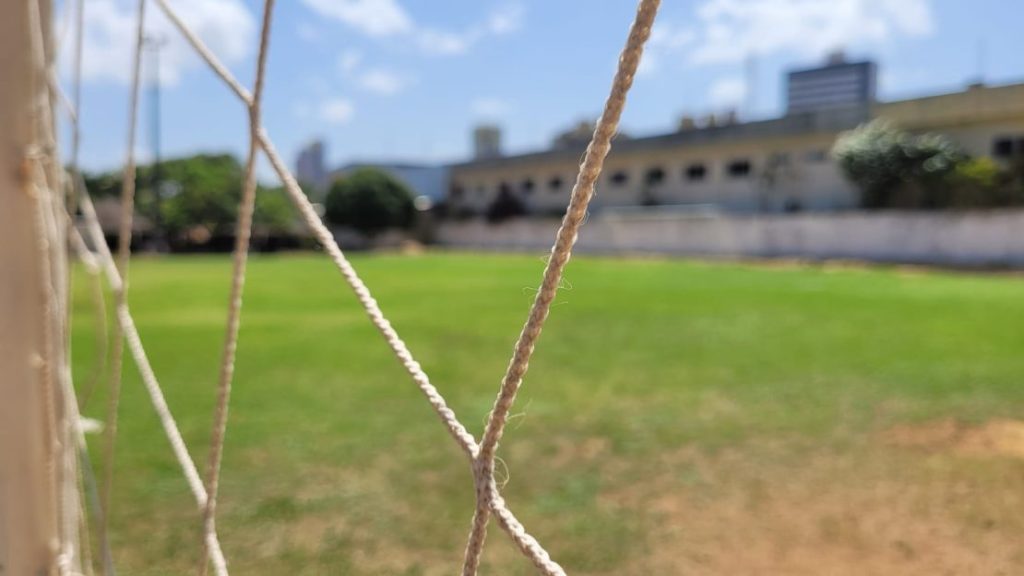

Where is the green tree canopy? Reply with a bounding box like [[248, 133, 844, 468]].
[[81, 153, 297, 241], [155, 154, 243, 236], [324, 168, 414, 236]]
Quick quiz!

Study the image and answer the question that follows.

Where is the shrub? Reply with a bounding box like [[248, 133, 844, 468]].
[[832, 121, 965, 209], [325, 168, 414, 236]]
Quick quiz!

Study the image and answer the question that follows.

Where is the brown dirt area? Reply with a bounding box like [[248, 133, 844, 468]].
[[597, 422, 1024, 575]]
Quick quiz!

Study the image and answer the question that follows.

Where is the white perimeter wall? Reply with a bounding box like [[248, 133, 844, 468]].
[[436, 210, 1024, 267]]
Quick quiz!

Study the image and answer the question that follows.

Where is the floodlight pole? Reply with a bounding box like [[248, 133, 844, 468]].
[[0, 0, 72, 573]]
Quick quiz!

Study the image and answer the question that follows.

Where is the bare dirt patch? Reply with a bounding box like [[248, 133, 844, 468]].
[[601, 440, 1024, 576], [883, 418, 1024, 459]]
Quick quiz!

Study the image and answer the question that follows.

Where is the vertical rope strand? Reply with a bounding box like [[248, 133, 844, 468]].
[[26, 0, 78, 571], [99, 0, 145, 570], [461, 2, 660, 573], [198, 1, 276, 574]]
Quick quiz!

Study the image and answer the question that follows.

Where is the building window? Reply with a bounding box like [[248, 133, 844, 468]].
[[610, 170, 629, 186], [521, 178, 535, 195], [548, 176, 564, 191], [726, 159, 752, 178], [804, 149, 828, 163], [685, 163, 707, 182], [450, 184, 465, 200], [993, 138, 1014, 158], [645, 167, 665, 186]]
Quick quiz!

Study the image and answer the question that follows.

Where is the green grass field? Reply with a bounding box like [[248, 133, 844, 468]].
[[72, 253, 1024, 575]]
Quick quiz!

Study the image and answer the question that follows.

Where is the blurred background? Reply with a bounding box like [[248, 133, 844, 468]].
[[62, 0, 1024, 574]]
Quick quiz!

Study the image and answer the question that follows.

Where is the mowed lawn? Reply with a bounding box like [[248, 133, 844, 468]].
[[72, 253, 1024, 575]]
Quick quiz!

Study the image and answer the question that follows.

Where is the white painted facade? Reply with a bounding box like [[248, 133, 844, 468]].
[[449, 81, 1024, 217]]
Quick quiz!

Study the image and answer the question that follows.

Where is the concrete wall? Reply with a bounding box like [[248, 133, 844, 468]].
[[437, 210, 1024, 267]]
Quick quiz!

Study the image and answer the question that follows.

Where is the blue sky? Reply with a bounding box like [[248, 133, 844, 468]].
[[64, 0, 1024, 179]]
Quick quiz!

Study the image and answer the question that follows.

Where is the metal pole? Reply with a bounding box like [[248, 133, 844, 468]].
[[146, 35, 168, 251]]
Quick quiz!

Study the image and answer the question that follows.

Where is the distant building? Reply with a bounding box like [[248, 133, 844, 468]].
[[330, 163, 450, 202], [473, 125, 503, 160], [447, 56, 1024, 217], [295, 140, 327, 194], [295, 139, 450, 203], [787, 51, 877, 114]]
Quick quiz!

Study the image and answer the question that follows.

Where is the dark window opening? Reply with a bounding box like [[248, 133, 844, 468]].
[[727, 159, 752, 178], [548, 176, 564, 191], [805, 149, 828, 163], [521, 178, 535, 194], [645, 167, 666, 185], [450, 185, 465, 199], [686, 163, 707, 181], [610, 170, 629, 185], [994, 138, 1014, 158]]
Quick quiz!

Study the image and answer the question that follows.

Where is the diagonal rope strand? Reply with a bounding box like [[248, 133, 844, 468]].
[[151, 0, 588, 571], [153, 0, 252, 104], [199, 1, 276, 574], [115, 1, 656, 573], [77, 189, 229, 576], [461, 2, 660, 573], [256, 130, 481, 457], [154, 0, 479, 460], [258, 132, 570, 573]]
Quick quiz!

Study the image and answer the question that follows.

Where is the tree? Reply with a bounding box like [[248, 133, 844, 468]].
[[324, 168, 415, 236], [485, 184, 527, 223], [81, 153, 299, 247], [832, 121, 965, 209], [153, 153, 244, 237], [254, 185, 296, 233]]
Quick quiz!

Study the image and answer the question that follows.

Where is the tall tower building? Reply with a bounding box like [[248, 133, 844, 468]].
[[786, 52, 877, 115], [473, 125, 502, 160], [295, 140, 326, 193]]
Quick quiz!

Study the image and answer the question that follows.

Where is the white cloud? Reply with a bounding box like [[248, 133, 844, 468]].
[[416, 4, 523, 55], [708, 76, 746, 108], [320, 98, 355, 124], [471, 97, 511, 118], [486, 3, 525, 35], [337, 49, 363, 75], [299, 0, 412, 37], [357, 69, 410, 95], [689, 0, 935, 65], [416, 29, 472, 55], [303, 0, 524, 56], [640, 22, 697, 76], [67, 0, 255, 86]]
